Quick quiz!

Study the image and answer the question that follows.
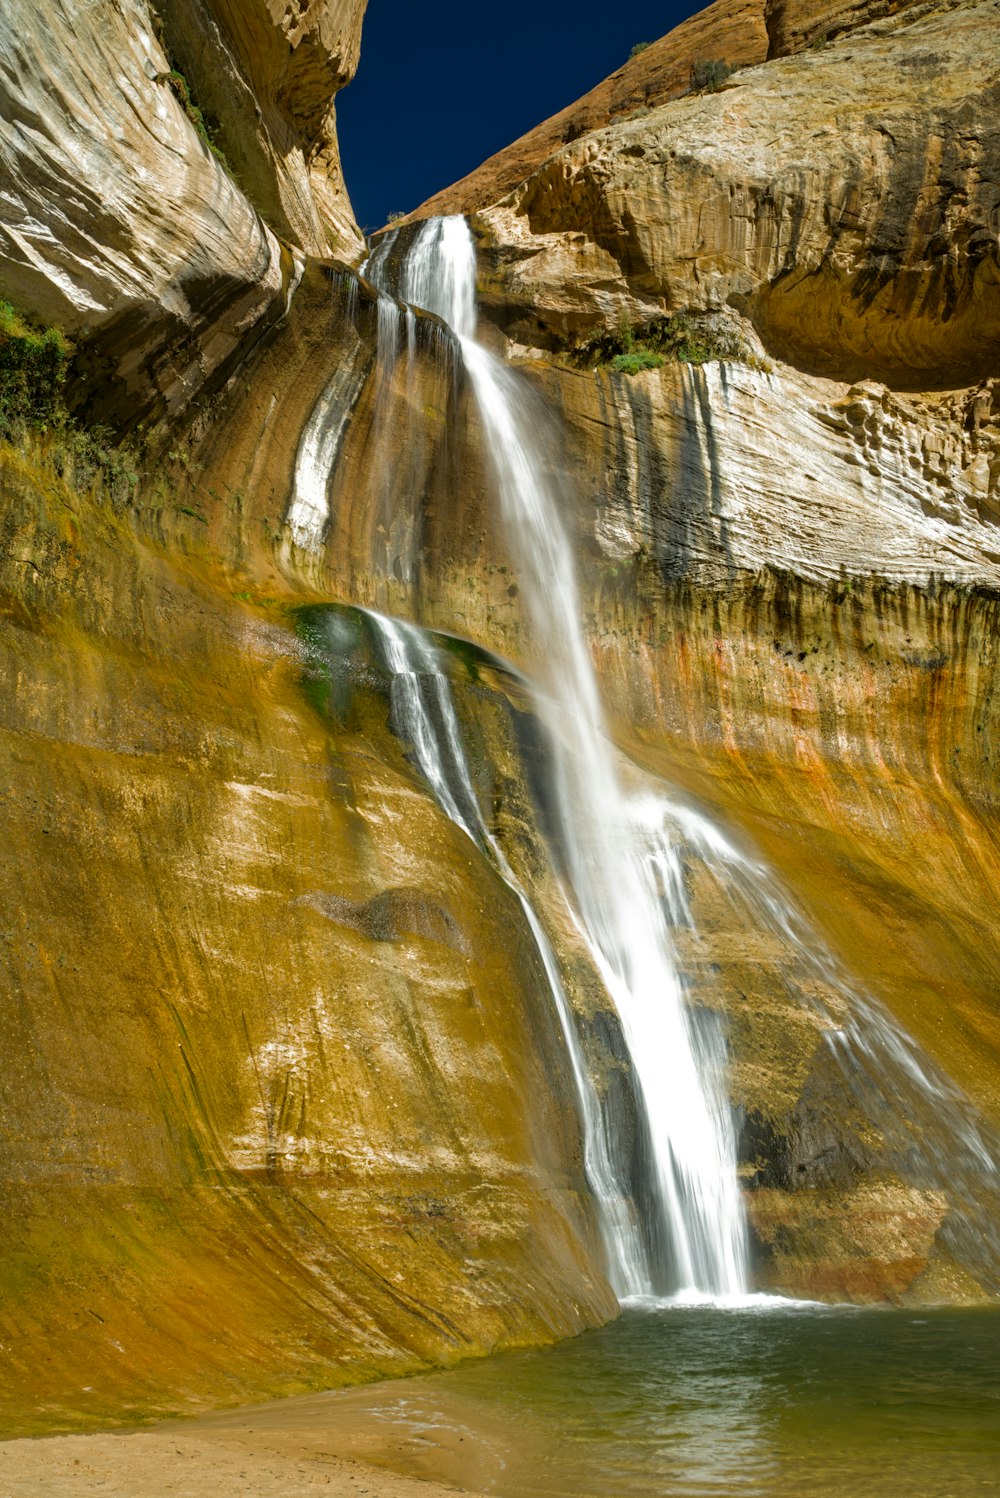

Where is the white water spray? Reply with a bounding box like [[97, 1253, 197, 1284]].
[[288, 332, 368, 551], [664, 797, 1000, 1291], [375, 215, 749, 1300], [360, 609, 652, 1294]]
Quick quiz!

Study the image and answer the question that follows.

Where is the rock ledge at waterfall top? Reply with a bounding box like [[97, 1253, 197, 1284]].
[[463, 0, 999, 394]]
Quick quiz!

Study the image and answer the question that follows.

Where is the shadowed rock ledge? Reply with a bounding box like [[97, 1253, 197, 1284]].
[[0, 0, 368, 434]]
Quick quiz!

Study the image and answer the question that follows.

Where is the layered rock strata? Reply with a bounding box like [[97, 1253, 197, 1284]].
[[0, 0, 366, 432], [2, 0, 1000, 1440]]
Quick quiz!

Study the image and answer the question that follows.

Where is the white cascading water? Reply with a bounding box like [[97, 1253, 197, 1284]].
[[373, 215, 749, 1300], [662, 797, 1000, 1292], [359, 609, 652, 1294]]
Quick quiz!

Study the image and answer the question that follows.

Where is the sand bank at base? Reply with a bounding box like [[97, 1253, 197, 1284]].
[[0, 1427, 482, 1496]]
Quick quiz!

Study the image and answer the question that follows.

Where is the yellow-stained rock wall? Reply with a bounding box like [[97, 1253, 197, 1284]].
[[0, 445, 615, 1436], [2, 0, 1000, 1439]]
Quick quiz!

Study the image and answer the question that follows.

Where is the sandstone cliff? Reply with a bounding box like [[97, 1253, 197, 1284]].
[[1, 0, 1000, 1440], [470, 0, 1000, 391], [405, 0, 1000, 1300], [411, 0, 928, 223], [0, 0, 366, 433]]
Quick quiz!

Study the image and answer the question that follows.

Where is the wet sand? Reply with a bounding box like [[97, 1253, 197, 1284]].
[[0, 1425, 482, 1497]]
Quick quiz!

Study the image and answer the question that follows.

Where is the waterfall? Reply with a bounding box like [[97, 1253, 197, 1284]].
[[358, 609, 652, 1295], [371, 216, 749, 1301]]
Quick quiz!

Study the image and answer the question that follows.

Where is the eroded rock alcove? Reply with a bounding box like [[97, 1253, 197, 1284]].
[[0, 0, 998, 1434]]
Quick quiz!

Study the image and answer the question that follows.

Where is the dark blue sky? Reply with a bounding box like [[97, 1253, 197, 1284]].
[[338, 2, 702, 235]]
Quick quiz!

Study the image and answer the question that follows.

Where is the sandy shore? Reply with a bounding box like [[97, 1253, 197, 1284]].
[[0, 1427, 482, 1497]]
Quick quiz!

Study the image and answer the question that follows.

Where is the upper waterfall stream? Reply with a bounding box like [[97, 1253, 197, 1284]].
[[369, 216, 749, 1301]]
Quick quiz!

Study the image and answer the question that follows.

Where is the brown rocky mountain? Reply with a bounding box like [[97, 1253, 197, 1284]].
[[410, 0, 928, 222]]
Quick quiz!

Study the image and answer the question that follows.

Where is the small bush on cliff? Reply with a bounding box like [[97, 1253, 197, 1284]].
[[690, 59, 734, 92], [612, 350, 665, 375], [60, 424, 141, 503], [575, 313, 753, 373], [652, 314, 742, 364], [164, 70, 230, 171], [0, 300, 71, 434], [0, 296, 142, 504]]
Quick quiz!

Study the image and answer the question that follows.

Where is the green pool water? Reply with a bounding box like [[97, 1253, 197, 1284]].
[[418, 1302, 1000, 1496], [205, 1303, 1000, 1496]]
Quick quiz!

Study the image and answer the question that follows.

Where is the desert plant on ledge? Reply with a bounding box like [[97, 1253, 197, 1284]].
[[0, 299, 71, 434], [690, 59, 734, 92], [0, 296, 143, 503], [612, 350, 665, 374], [164, 69, 230, 171], [572, 312, 770, 375]]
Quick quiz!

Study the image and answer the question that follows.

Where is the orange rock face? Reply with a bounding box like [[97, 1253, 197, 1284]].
[[412, 0, 770, 223], [409, 0, 925, 225]]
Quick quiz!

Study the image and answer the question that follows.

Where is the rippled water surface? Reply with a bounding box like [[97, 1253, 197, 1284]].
[[199, 1304, 1000, 1496]]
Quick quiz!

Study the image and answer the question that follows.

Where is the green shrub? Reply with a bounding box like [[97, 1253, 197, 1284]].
[[0, 296, 143, 505], [0, 300, 72, 435], [165, 70, 230, 170], [612, 350, 665, 375], [62, 424, 142, 504], [574, 312, 759, 372], [691, 59, 734, 91], [653, 314, 734, 364]]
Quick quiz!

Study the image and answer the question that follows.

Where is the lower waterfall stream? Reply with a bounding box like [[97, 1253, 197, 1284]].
[[360, 607, 650, 1293]]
